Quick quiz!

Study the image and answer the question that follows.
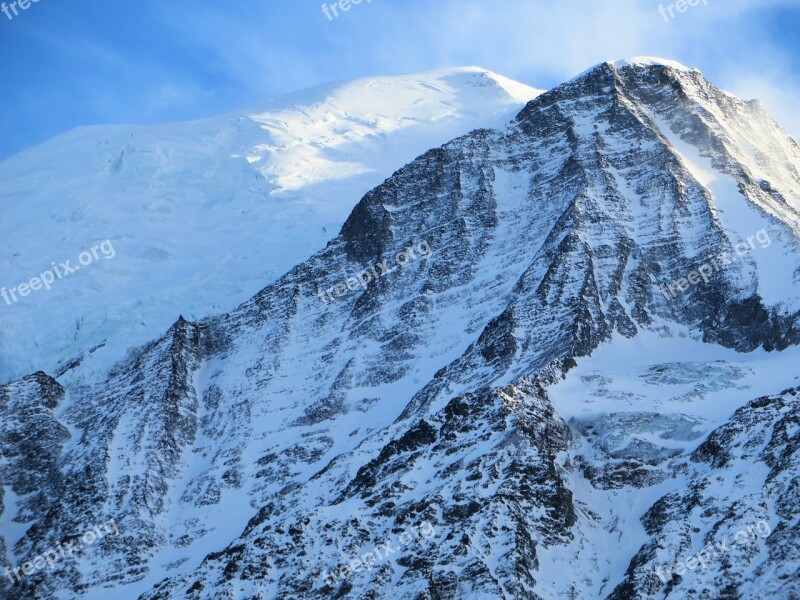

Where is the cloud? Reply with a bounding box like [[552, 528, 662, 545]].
[[727, 76, 800, 138], [147, 0, 798, 136], [355, 0, 800, 135], [1, 0, 797, 158]]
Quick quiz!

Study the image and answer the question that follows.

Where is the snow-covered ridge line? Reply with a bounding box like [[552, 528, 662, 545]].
[[611, 56, 695, 71], [0, 67, 542, 386], [2, 59, 800, 599]]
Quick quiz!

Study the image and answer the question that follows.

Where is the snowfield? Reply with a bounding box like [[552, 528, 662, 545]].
[[1, 59, 800, 600], [0, 66, 541, 386]]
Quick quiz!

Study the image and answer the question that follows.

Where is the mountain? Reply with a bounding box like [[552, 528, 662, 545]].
[[2, 57, 800, 599], [0, 67, 541, 386]]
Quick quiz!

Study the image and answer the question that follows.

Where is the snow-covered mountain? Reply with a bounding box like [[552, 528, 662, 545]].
[[0, 67, 541, 386], [2, 58, 800, 599]]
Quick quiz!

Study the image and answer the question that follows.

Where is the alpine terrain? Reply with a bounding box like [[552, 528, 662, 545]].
[[0, 67, 541, 386], [1, 57, 799, 599]]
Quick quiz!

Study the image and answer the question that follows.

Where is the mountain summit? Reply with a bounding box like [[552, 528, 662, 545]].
[[0, 66, 541, 386], [2, 60, 800, 599]]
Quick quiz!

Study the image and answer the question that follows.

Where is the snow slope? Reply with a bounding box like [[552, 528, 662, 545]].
[[0, 66, 542, 385], [128, 59, 798, 600], [2, 59, 800, 600]]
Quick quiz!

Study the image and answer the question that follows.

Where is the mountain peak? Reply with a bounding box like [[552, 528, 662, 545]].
[[608, 56, 695, 71], [565, 56, 697, 88], [3, 57, 800, 600], [241, 66, 542, 117], [0, 66, 541, 387]]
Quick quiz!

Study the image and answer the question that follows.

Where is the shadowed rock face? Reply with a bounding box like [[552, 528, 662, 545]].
[[2, 61, 800, 599]]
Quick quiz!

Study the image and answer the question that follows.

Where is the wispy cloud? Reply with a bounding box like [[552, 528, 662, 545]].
[[1, 0, 798, 158], [147, 0, 800, 134]]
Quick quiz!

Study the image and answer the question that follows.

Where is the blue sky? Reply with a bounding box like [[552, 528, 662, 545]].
[[1, 0, 799, 160]]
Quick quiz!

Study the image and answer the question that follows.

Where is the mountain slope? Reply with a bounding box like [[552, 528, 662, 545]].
[[0, 67, 541, 386], [1, 58, 800, 599]]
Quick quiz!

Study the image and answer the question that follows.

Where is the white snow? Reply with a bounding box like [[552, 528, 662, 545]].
[[569, 57, 695, 84], [612, 57, 695, 72], [0, 67, 542, 386]]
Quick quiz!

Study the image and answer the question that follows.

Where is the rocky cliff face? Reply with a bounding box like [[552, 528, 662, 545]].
[[0, 373, 69, 567], [2, 59, 800, 599]]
